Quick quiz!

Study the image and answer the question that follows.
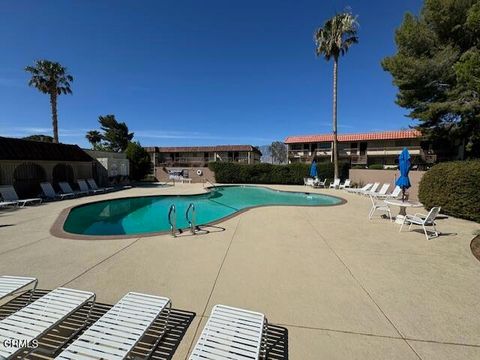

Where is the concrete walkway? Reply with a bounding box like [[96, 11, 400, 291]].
[[0, 183, 479, 359]]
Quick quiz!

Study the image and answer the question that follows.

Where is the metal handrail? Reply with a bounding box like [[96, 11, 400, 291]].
[[168, 204, 177, 237], [203, 178, 217, 189], [186, 203, 196, 234]]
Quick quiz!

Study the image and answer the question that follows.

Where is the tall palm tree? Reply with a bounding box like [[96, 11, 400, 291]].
[[315, 11, 358, 178], [25, 60, 73, 143]]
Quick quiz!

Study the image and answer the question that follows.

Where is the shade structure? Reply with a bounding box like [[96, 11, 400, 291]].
[[396, 148, 411, 201], [309, 160, 317, 178]]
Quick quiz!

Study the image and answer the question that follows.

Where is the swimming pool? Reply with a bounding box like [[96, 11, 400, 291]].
[[62, 185, 343, 236]]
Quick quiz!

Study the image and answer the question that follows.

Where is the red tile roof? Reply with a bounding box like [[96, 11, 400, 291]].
[[284, 129, 422, 144], [145, 145, 262, 155]]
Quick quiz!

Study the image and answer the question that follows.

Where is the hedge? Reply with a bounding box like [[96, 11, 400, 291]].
[[418, 160, 480, 223], [208, 161, 349, 185]]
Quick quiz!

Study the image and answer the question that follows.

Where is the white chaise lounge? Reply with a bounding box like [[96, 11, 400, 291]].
[[0, 185, 42, 207], [329, 178, 341, 189], [375, 185, 402, 199], [0, 287, 95, 359], [189, 304, 268, 360], [361, 182, 380, 196], [58, 182, 88, 197], [367, 183, 390, 197], [347, 183, 372, 194], [0, 276, 37, 301], [56, 292, 171, 360], [400, 207, 441, 240], [40, 182, 75, 200]]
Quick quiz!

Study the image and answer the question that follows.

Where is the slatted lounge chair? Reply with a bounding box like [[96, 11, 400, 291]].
[[329, 178, 341, 189], [0, 276, 37, 302], [339, 179, 351, 189], [368, 183, 390, 197], [189, 304, 268, 360], [400, 207, 441, 240], [368, 195, 392, 221], [0, 287, 95, 359], [40, 182, 75, 200], [86, 178, 114, 193], [0, 201, 18, 208], [58, 182, 88, 197], [375, 186, 402, 199], [77, 179, 103, 195], [56, 292, 171, 360], [361, 182, 380, 196], [347, 183, 372, 194], [0, 185, 42, 207]]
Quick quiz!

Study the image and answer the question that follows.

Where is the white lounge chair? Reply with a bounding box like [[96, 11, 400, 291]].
[[77, 179, 103, 195], [304, 177, 314, 186], [375, 186, 402, 200], [368, 195, 392, 221], [339, 179, 351, 189], [59, 182, 88, 197], [189, 304, 268, 360], [0, 201, 17, 208], [40, 182, 75, 200], [368, 183, 390, 197], [347, 183, 372, 194], [0, 185, 42, 207], [361, 182, 380, 196], [400, 207, 441, 240], [87, 178, 114, 193], [313, 178, 327, 188], [0, 276, 37, 302], [56, 292, 171, 360], [0, 287, 95, 358], [329, 178, 341, 189]]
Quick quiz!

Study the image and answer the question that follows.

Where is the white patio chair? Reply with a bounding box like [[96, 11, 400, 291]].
[[400, 207, 441, 240], [189, 304, 268, 360], [58, 182, 88, 197], [313, 178, 327, 188], [87, 178, 114, 193], [0, 185, 42, 207], [329, 178, 341, 189], [56, 292, 171, 360], [0, 276, 37, 302], [40, 182, 74, 200], [339, 179, 351, 189], [347, 183, 372, 194], [0, 287, 95, 359], [368, 195, 392, 221], [77, 179, 103, 195]]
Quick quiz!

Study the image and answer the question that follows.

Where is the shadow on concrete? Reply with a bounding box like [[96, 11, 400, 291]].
[[266, 324, 289, 360]]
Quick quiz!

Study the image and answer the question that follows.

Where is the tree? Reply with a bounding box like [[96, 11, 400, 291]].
[[314, 10, 359, 178], [87, 115, 134, 152], [22, 134, 53, 143], [85, 130, 104, 150], [126, 141, 151, 180], [269, 141, 287, 164], [25, 60, 73, 143], [382, 0, 480, 158]]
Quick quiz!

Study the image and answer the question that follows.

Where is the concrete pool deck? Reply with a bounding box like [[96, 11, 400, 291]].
[[0, 183, 479, 359]]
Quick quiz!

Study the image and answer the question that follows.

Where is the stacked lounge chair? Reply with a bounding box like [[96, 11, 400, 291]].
[[40, 182, 75, 200]]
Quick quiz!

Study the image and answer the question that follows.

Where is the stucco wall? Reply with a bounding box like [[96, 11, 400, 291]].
[[349, 169, 425, 201], [154, 166, 216, 184]]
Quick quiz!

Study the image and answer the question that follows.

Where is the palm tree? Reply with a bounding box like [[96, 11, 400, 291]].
[[86, 130, 103, 150], [25, 60, 73, 143], [314, 11, 358, 178]]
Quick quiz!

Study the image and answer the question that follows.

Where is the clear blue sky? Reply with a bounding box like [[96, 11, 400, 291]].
[[0, 0, 422, 148]]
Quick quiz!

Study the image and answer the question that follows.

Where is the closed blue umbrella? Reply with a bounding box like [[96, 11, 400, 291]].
[[396, 147, 411, 201], [309, 160, 317, 178]]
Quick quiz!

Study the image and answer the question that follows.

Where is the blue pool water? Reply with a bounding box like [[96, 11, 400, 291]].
[[63, 185, 343, 236]]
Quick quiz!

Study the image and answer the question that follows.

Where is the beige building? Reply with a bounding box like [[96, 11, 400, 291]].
[[284, 129, 436, 167], [84, 149, 129, 184]]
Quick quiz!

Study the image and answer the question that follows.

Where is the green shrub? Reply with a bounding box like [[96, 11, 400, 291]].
[[208, 161, 349, 185], [418, 160, 480, 223], [368, 164, 384, 170]]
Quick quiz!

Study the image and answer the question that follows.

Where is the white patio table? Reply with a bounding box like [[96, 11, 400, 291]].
[[384, 199, 424, 224]]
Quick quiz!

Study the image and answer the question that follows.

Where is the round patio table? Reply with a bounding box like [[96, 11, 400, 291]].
[[384, 199, 424, 224]]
